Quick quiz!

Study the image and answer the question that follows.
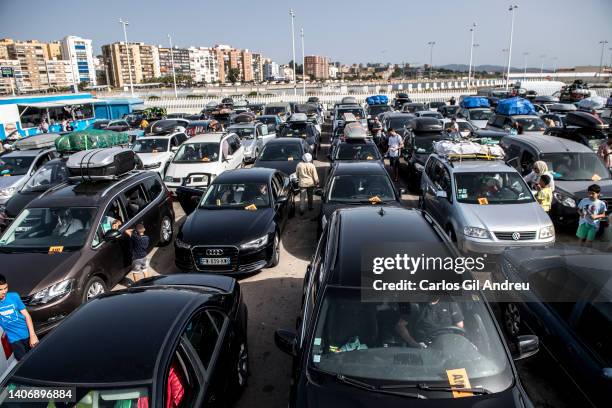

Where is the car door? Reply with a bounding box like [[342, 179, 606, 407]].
[[271, 173, 288, 232], [427, 161, 450, 223], [259, 123, 273, 146], [520, 148, 537, 176], [230, 135, 244, 168], [422, 157, 438, 213]]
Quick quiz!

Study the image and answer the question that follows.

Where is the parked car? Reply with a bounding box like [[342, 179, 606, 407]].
[[332, 105, 367, 134], [0, 152, 174, 335], [163, 132, 244, 193], [381, 112, 416, 135], [402, 103, 426, 113], [441, 118, 477, 138], [438, 105, 461, 118], [392, 92, 412, 110], [500, 134, 612, 228], [254, 138, 311, 179], [426, 101, 446, 111], [486, 114, 547, 135], [366, 103, 392, 119], [175, 168, 295, 273], [494, 247, 612, 408], [132, 132, 188, 174], [228, 121, 276, 164], [420, 153, 555, 254], [145, 119, 189, 135], [264, 102, 292, 122], [329, 138, 382, 164], [275, 206, 538, 408], [458, 108, 494, 129], [413, 110, 444, 120], [543, 111, 609, 151], [258, 114, 283, 134], [0, 274, 249, 407], [279, 114, 320, 158]]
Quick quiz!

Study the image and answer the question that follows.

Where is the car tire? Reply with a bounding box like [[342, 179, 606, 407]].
[[158, 215, 173, 247], [82, 276, 107, 303], [447, 227, 457, 243], [268, 232, 280, 268], [503, 303, 521, 337], [229, 338, 249, 399]]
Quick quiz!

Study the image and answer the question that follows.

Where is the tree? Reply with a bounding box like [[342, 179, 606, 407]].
[[77, 81, 90, 91], [288, 61, 304, 75], [227, 68, 240, 84]]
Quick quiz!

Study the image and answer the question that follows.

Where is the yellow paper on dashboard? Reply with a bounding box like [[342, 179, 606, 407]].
[[445, 368, 473, 398], [48, 246, 64, 254], [244, 204, 257, 211], [369, 196, 382, 204]]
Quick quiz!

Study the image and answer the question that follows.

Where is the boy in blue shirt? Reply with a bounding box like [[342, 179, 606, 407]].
[[576, 184, 608, 245], [0, 274, 39, 360]]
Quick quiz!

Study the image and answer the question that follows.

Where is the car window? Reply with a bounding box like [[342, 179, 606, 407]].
[[92, 198, 127, 247], [183, 310, 220, 370], [520, 150, 536, 175], [143, 176, 163, 201], [124, 184, 149, 218], [574, 303, 612, 365], [164, 346, 202, 408], [271, 177, 281, 201], [260, 124, 268, 136]]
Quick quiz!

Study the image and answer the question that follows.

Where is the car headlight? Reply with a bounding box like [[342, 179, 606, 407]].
[[553, 192, 576, 208], [30, 279, 74, 306], [175, 237, 191, 250], [463, 226, 490, 239], [540, 225, 555, 239], [0, 187, 16, 198], [240, 234, 269, 250]]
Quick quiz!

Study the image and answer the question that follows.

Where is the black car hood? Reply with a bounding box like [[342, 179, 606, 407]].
[[322, 201, 402, 220], [254, 160, 299, 176], [555, 180, 612, 198], [303, 377, 525, 408], [180, 208, 274, 245], [0, 251, 81, 295], [5, 190, 47, 218]]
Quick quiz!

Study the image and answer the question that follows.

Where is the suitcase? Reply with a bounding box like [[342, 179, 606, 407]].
[[14, 133, 60, 150], [67, 148, 137, 180]]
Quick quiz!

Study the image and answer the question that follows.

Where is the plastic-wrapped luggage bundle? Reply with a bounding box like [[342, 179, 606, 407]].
[[66, 148, 137, 180], [434, 140, 504, 158], [495, 97, 536, 116], [366, 95, 389, 105], [55, 129, 130, 153], [460, 96, 490, 109]]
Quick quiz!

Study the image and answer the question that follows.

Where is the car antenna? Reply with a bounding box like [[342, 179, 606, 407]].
[[378, 207, 385, 217]]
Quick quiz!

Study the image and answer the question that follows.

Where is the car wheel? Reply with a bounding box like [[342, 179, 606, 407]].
[[158, 215, 173, 247], [447, 227, 457, 243], [229, 339, 249, 398], [83, 276, 107, 303], [504, 303, 521, 337], [268, 232, 280, 268]]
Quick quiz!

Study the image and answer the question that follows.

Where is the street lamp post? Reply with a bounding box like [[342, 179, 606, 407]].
[[119, 18, 134, 97], [168, 34, 178, 98], [472, 44, 480, 84], [551, 56, 558, 79], [289, 9, 297, 96], [467, 23, 476, 89], [523, 52, 529, 81], [301, 28, 306, 96], [505, 5, 518, 90], [539, 54, 546, 75], [427, 41, 436, 78], [598, 40, 608, 76]]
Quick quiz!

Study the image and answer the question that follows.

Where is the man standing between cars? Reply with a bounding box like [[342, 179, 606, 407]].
[[372, 116, 383, 147], [296, 152, 319, 215], [386, 128, 403, 182], [0, 274, 39, 360]]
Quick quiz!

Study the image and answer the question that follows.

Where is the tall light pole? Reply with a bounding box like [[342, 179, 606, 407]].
[[523, 52, 529, 81], [289, 9, 297, 96], [472, 44, 480, 83], [551, 56, 558, 79], [539, 54, 546, 75], [300, 28, 306, 96], [427, 41, 436, 78], [119, 18, 134, 97], [467, 23, 476, 88], [505, 5, 518, 90], [598, 40, 608, 76], [168, 34, 178, 98]]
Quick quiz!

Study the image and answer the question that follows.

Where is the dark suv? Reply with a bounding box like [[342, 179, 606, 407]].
[[0, 170, 174, 334]]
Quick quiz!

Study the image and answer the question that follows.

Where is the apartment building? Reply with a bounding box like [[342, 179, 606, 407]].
[[102, 42, 160, 88], [188, 47, 219, 84], [61, 36, 96, 86], [251, 53, 264, 82], [304, 55, 329, 80], [158, 46, 191, 78]]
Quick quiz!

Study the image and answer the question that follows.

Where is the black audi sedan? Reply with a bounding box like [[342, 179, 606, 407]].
[[275, 207, 539, 408], [254, 137, 311, 180], [175, 168, 295, 274], [0, 274, 249, 407], [316, 161, 402, 234]]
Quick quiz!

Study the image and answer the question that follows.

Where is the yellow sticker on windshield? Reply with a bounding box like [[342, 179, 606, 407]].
[[202, 157, 210, 162], [244, 204, 257, 211], [445, 368, 473, 398], [287, 156, 294, 161], [152, 149, 158, 153], [369, 196, 382, 204], [216, 199, 221, 207], [366, 156, 373, 160], [478, 197, 489, 205], [48, 246, 64, 254], [2, 174, 10, 177], [592, 174, 602, 181]]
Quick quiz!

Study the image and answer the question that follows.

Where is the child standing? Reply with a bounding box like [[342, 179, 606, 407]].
[[576, 184, 608, 245], [125, 223, 150, 281], [535, 174, 553, 213]]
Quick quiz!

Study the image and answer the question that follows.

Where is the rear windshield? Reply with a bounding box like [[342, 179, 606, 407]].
[[259, 143, 302, 161], [335, 144, 381, 161]]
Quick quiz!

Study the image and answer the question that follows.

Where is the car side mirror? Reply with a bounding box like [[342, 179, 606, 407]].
[[103, 229, 122, 242], [435, 190, 448, 199], [512, 334, 539, 360], [274, 329, 297, 356]]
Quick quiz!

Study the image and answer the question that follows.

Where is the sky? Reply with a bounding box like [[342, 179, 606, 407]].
[[1, 0, 611, 69]]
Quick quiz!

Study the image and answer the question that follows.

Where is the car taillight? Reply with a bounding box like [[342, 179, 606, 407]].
[[2, 333, 13, 359]]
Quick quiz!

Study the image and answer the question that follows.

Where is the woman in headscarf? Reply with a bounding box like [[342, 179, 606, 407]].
[[523, 160, 555, 191], [295, 152, 319, 215]]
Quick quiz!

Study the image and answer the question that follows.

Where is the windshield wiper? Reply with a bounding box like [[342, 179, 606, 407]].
[[334, 374, 426, 399], [380, 383, 491, 395]]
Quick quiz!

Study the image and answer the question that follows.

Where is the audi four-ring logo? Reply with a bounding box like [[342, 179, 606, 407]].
[[206, 249, 224, 256], [512, 232, 521, 241]]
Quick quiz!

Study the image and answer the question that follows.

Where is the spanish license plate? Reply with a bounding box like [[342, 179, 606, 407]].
[[199, 257, 230, 265]]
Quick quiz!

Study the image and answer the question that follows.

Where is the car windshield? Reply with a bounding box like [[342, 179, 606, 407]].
[[230, 127, 255, 139], [454, 172, 535, 204], [265, 106, 287, 115], [444, 106, 460, 114], [515, 117, 547, 132], [259, 143, 302, 161], [309, 288, 512, 394], [469, 110, 493, 121], [414, 135, 449, 154], [541, 153, 611, 181], [0, 156, 35, 176], [335, 144, 380, 161], [388, 117, 413, 129], [259, 117, 276, 125], [328, 174, 395, 203], [23, 161, 68, 192], [173, 142, 220, 163], [132, 138, 169, 153], [0, 207, 97, 252], [90, 121, 110, 129], [368, 105, 391, 116], [338, 108, 365, 119], [457, 122, 475, 132], [201, 183, 270, 208]]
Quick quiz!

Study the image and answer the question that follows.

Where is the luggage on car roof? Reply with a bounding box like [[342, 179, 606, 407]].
[[13, 133, 60, 150], [460, 96, 490, 109], [565, 111, 607, 129], [233, 112, 256, 123], [434, 140, 504, 158], [55, 129, 130, 153], [495, 97, 536, 116], [66, 148, 137, 181], [548, 103, 577, 113], [366, 95, 389, 106], [577, 96, 607, 111], [343, 122, 368, 139], [341, 96, 357, 105]]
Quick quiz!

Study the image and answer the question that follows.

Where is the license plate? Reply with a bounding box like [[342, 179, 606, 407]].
[[199, 257, 230, 265]]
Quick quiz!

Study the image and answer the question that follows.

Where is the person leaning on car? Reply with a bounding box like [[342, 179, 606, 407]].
[[0, 274, 39, 360]]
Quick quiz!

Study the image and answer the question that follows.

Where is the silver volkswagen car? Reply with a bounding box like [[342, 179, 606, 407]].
[[420, 155, 555, 254]]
